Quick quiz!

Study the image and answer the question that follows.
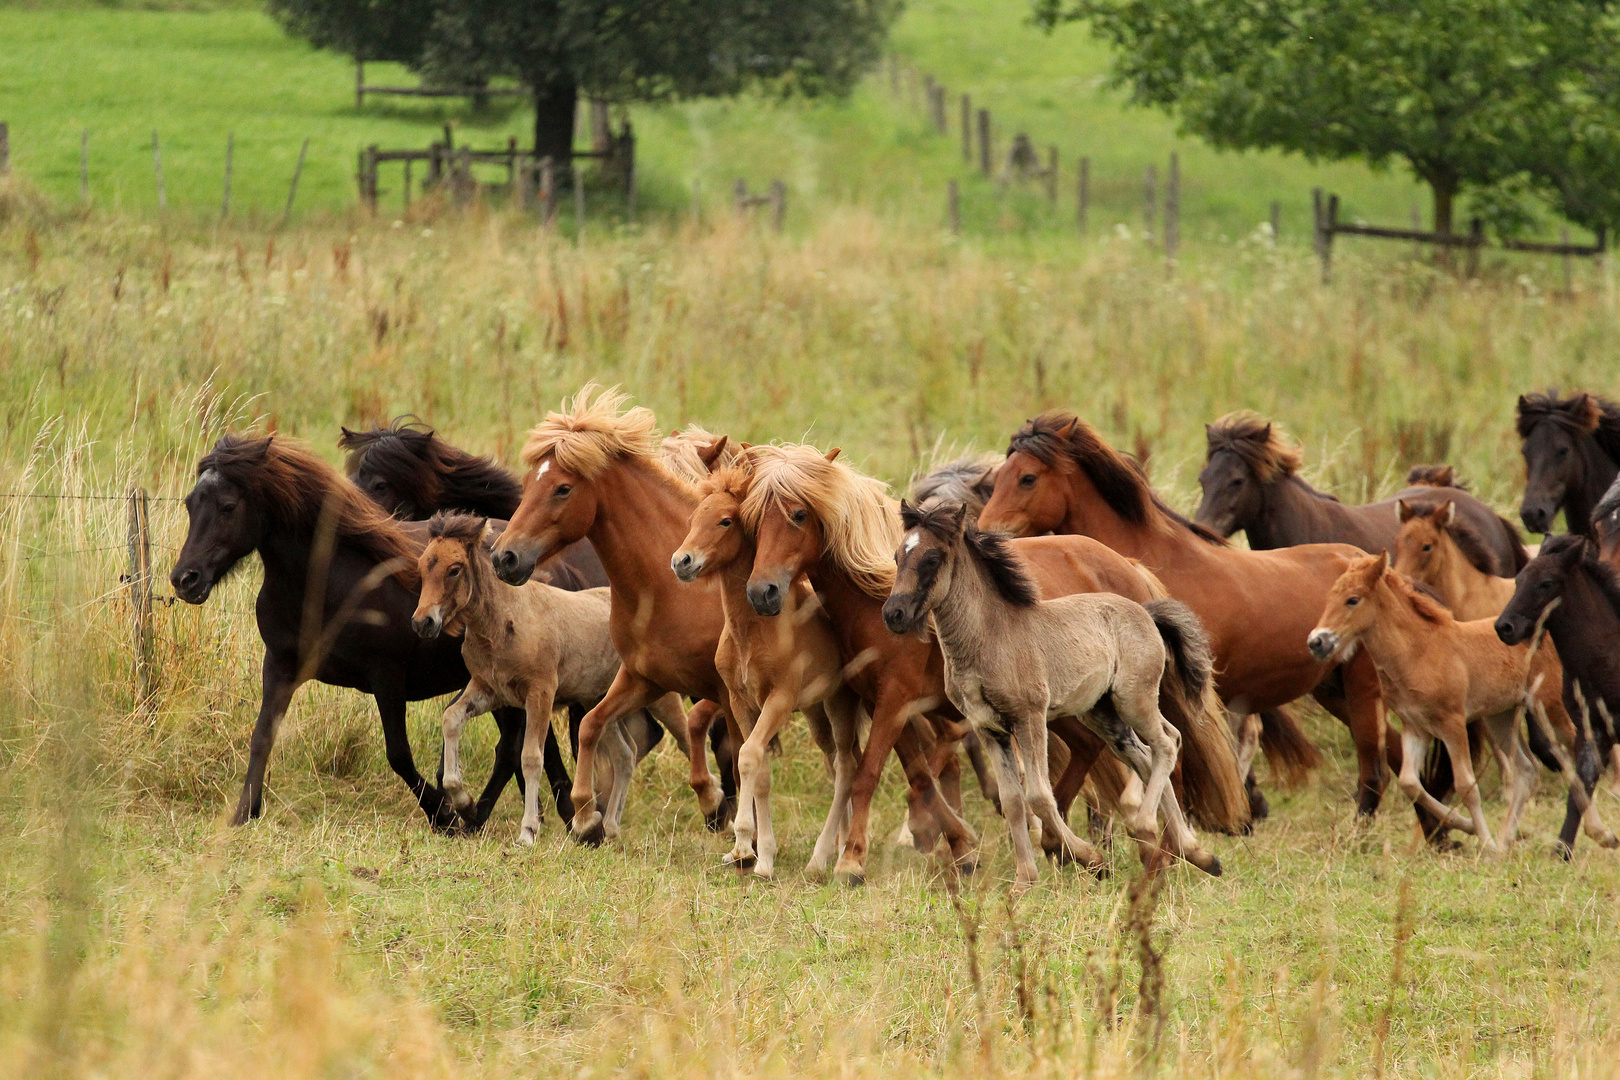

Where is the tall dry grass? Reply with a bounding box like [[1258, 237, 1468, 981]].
[[4, 196, 1620, 1077]]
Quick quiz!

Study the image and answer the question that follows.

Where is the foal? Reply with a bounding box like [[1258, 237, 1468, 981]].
[[672, 459, 864, 878], [413, 513, 681, 843], [1308, 553, 1544, 851], [884, 502, 1222, 888]]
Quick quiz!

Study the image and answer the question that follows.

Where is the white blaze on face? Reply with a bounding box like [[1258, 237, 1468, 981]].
[[535, 460, 551, 480], [903, 531, 921, 554]]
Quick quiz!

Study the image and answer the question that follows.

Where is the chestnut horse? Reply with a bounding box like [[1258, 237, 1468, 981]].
[[1516, 390, 1620, 536], [1198, 411, 1525, 573], [979, 413, 1405, 819], [741, 443, 1247, 884]]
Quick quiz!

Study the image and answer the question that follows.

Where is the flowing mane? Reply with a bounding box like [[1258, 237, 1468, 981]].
[[966, 527, 1040, 607], [1205, 411, 1304, 483], [1517, 390, 1620, 464], [1011, 412, 1227, 545], [427, 510, 489, 545], [521, 384, 664, 480], [697, 461, 753, 503], [662, 423, 743, 483], [339, 416, 522, 518], [910, 454, 1000, 516], [200, 434, 420, 586], [1380, 565, 1453, 626], [1541, 534, 1620, 614], [1400, 501, 1507, 576], [739, 443, 901, 598]]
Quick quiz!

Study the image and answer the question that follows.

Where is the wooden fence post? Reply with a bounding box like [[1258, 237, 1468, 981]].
[[81, 130, 89, 205], [1313, 188, 1325, 268], [221, 133, 233, 219], [889, 56, 899, 97], [734, 178, 748, 214], [540, 156, 556, 224], [1563, 225, 1574, 296], [768, 180, 785, 231], [624, 125, 637, 221], [924, 74, 935, 117], [152, 131, 166, 212], [127, 487, 154, 705], [961, 94, 972, 163], [1045, 146, 1058, 207], [1465, 216, 1483, 278], [574, 165, 586, 241], [1270, 200, 1280, 245], [1165, 152, 1180, 259], [947, 179, 960, 235], [0, 122, 8, 175], [1078, 155, 1089, 234], [977, 108, 991, 178], [403, 157, 412, 212], [356, 59, 365, 109], [281, 137, 310, 227], [1142, 164, 1156, 239], [1410, 207, 1423, 260]]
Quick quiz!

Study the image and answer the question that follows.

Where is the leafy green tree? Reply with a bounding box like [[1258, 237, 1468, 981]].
[[1036, 0, 1620, 235], [270, 0, 899, 166]]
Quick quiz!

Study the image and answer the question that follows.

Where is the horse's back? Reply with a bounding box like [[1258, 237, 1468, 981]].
[[1009, 534, 1156, 602]]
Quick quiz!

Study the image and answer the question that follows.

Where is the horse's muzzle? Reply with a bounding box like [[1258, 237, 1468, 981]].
[[747, 578, 784, 616], [881, 596, 919, 636], [412, 611, 443, 639], [1495, 616, 1528, 646], [670, 551, 702, 582], [1520, 502, 1554, 535], [1306, 628, 1338, 661], [491, 545, 533, 586], [170, 567, 212, 605]]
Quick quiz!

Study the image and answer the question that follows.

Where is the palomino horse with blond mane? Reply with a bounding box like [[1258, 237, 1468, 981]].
[[979, 413, 1408, 822], [489, 388, 964, 852], [672, 458, 865, 878], [741, 442, 1247, 883]]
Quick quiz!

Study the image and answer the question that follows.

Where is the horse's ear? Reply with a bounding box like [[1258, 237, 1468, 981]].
[[899, 499, 922, 529], [1572, 392, 1601, 432], [740, 441, 754, 450], [1055, 417, 1080, 441], [1396, 498, 1414, 523], [825, 447, 842, 463], [697, 435, 729, 470], [1372, 550, 1389, 576], [670, 428, 681, 438], [1436, 500, 1456, 528], [1261, 423, 1272, 441], [943, 503, 967, 534]]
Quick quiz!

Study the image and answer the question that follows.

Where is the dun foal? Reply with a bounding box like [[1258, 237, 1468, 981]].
[[413, 513, 680, 844], [884, 502, 1222, 888], [672, 457, 865, 878], [1308, 553, 1545, 851]]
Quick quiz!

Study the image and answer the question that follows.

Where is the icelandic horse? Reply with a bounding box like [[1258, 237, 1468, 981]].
[[885, 501, 1224, 887], [978, 413, 1407, 823], [1516, 390, 1620, 539], [740, 443, 1247, 884]]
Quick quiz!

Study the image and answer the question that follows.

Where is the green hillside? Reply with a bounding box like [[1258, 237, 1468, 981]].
[[0, 0, 1435, 237]]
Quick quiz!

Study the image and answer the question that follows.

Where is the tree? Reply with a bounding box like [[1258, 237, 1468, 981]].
[[271, 0, 899, 167], [1035, 0, 1620, 236]]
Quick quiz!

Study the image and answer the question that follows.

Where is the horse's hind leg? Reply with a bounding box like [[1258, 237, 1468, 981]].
[[1013, 714, 1104, 873], [1394, 727, 1475, 837], [982, 726, 1040, 892], [680, 698, 727, 830], [808, 692, 861, 879], [963, 730, 1002, 813], [1483, 710, 1534, 847], [1439, 722, 1495, 852]]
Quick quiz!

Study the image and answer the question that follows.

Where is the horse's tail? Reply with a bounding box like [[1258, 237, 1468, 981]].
[[1259, 706, 1323, 787], [1144, 598, 1250, 835]]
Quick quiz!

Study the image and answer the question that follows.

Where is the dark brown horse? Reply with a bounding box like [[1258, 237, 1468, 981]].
[[1497, 535, 1620, 857], [1517, 391, 1620, 536], [1198, 412, 1526, 573], [169, 434, 571, 831], [979, 413, 1413, 821]]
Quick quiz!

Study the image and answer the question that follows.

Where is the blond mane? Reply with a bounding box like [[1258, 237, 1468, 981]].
[[1372, 562, 1454, 627], [739, 444, 901, 598], [662, 423, 743, 483], [520, 384, 661, 478], [1205, 411, 1304, 482]]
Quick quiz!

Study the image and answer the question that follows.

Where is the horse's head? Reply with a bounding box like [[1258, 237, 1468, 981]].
[[1307, 552, 1387, 662], [412, 514, 485, 639], [171, 458, 268, 604], [1195, 442, 1263, 538], [1518, 392, 1600, 534], [339, 421, 440, 521], [1497, 537, 1584, 645], [883, 501, 963, 635], [672, 483, 745, 584], [979, 445, 1071, 537], [1391, 498, 1453, 587], [491, 453, 597, 585], [746, 489, 826, 616]]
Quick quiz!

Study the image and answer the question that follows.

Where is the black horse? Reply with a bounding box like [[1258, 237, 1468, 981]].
[[1496, 534, 1620, 858], [170, 433, 574, 831], [1517, 391, 1620, 536]]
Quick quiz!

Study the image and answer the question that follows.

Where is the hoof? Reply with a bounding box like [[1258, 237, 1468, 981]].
[[722, 848, 757, 869], [752, 864, 775, 881], [517, 827, 538, 847], [571, 817, 606, 848], [1599, 833, 1620, 850], [1556, 840, 1574, 862], [1200, 854, 1223, 878], [1087, 859, 1111, 881], [1427, 834, 1465, 854], [955, 856, 979, 877], [446, 784, 474, 813], [834, 869, 867, 888]]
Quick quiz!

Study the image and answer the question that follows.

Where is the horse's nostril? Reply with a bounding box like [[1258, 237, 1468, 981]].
[[178, 569, 199, 588]]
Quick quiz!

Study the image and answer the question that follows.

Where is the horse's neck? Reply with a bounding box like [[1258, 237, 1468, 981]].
[[1550, 571, 1620, 675], [460, 556, 510, 637], [1248, 475, 1340, 548], [929, 553, 1011, 669], [257, 528, 353, 601], [1569, 443, 1620, 532], [588, 459, 696, 591], [1061, 471, 1202, 572], [716, 541, 760, 630], [1434, 545, 1484, 611], [1364, 581, 1444, 663]]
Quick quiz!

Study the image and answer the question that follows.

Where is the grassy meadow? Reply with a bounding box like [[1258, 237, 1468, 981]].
[[4, 1, 1620, 1077]]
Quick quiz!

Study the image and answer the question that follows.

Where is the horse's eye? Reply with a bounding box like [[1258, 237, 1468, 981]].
[[1557, 447, 1570, 459], [1229, 478, 1243, 489], [719, 518, 732, 528], [1345, 596, 1360, 607], [219, 503, 237, 514], [791, 509, 807, 525], [1541, 579, 1555, 589], [555, 484, 572, 498], [447, 564, 462, 578], [1421, 544, 1432, 553], [1019, 474, 1036, 489], [371, 479, 387, 493]]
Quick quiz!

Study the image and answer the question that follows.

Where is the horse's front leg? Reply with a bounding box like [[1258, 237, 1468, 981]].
[[519, 681, 560, 845], [570, 667, 662, 845], [441, 679, 495, 813], [1394, 727, 1474, 836], [231, 651, 302, 825], [680, 698, 729, 830], [376, 690, 457, 832], [1315, 652, 1396, 817], [1012, 710, 1104, 873]]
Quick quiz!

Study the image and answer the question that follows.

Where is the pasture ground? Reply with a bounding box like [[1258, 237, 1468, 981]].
[[2, 190, 1620, 1077]]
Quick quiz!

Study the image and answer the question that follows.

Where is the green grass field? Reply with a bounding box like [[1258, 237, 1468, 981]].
[[4, 4, 1620, 1077]]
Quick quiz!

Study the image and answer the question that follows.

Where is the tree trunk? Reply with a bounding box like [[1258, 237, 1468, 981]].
[[1430, 175, 1457, 236], [533, 81, 578, 172]]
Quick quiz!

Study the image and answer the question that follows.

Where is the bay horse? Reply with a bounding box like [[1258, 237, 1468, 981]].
[[1308, 553, 1546, 852], [413, 513, 683, 844], [978, 412, 1409, 821], [671, 459, 865, 878], [169, 433, 564, 831], [485, 387, 927, 849], [1497, 535, 1620, 857], [885, 501, 1223, 887], [1198, 411, 1526, 573], [741, 443, 1246, 884], [1516, 390, 1620, 536]]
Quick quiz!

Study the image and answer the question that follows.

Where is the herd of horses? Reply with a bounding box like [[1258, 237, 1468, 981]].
[[165, 386, 1620, 886]]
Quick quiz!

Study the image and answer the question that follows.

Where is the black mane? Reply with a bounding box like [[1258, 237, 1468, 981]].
[[340, 417, 521, 520], [1517, 390, 1620, 465], [964, 526, 1039, 607]]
